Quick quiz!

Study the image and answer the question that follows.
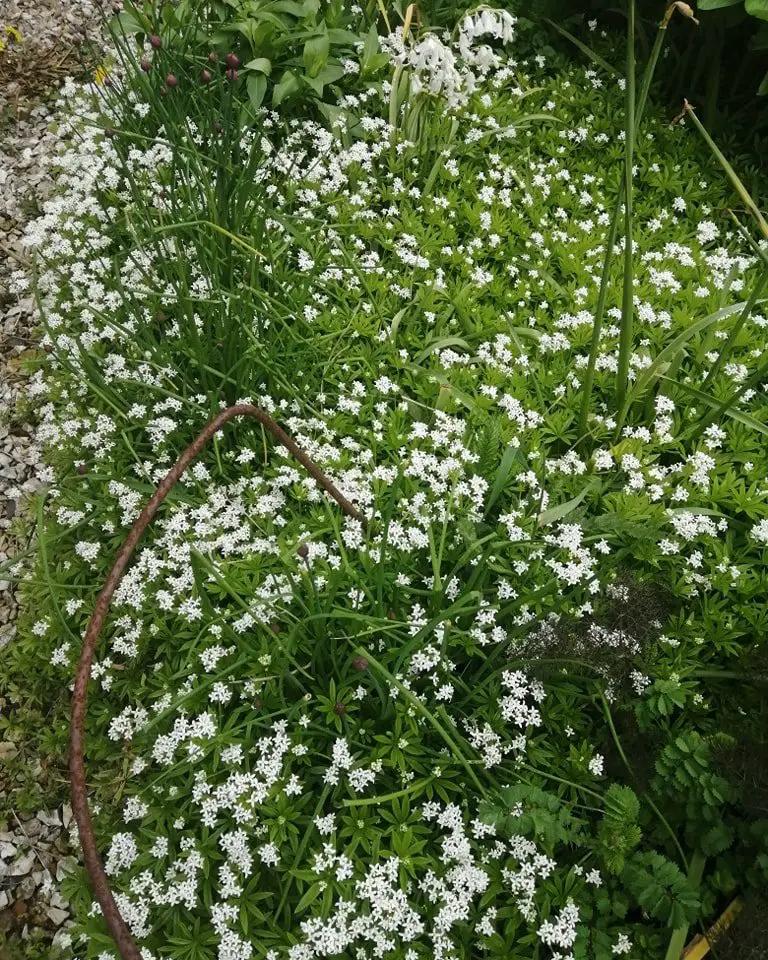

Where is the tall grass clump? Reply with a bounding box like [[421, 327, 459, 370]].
[[2, 2, 768, 959]]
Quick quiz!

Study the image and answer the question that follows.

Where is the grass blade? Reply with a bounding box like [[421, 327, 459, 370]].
[[614, 0, 636, 420], [538, 477, 602, 527], [485, 444, 527, 516], [619, 300, 757, 413], [662, 376, 768, 437], [544, 19, 619, 76], [578, 1, 683, 439], [683, 100, 768, 241], [687, 358, 768, 443], [701, 270, 768, 391]]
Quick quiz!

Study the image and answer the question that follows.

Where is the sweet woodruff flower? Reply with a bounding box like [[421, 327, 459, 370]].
[[19, 11, 766, 959]]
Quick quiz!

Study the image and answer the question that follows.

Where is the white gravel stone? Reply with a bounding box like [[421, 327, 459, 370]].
[[9, 850, 35, 876], [36, 809, 61, 827], [1, 0, 101, 942], [46, 906, 69, 926], [0, 841, 17, 860], [55, 855, 77, 882]]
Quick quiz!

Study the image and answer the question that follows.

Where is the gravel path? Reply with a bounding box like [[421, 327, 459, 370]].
[[1, 0, 100, 949]]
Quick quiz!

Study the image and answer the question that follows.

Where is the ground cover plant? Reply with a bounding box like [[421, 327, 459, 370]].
[[3, 0, 768, 958]]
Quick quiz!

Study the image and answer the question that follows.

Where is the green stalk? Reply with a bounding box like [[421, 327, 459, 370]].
[[687, 357, 768, 444], [684, 101, 768, 241], [700, 270, 768, 392], [342, 778, 434, 807], [578, 3, 684, 439], [357, 645, 489, 798], [664, 851, 707, 960], [389, 65, 406, 142], [600, 690, 690, 871], [615, 0, 636, 418], [578, 190, 624, 439], [275, 786, 331, 922]]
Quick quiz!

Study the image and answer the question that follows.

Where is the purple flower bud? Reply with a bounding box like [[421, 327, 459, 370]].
[[166, 73, 178, 88], [226, 67, 238, 83], [352, 656, 368, 672], [199, 68, 212, 84], [149, 34, 162, 49], [225, 52, 240, 69], [140, 56, 151, 72], [333, 702, 346, 716], [208, 52, 218, 64]]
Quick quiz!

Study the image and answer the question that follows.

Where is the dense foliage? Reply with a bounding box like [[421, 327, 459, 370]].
[[3, 1, 768, 959], [515, 0, 768, 131]]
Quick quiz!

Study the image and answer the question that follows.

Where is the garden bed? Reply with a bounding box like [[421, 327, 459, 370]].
[[2, 1, 768, 959]]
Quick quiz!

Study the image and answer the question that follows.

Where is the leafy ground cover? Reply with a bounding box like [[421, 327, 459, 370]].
[[3, 1, 768, 958]]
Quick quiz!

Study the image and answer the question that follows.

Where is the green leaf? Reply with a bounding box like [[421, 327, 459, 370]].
[[315, 99, 344, 127], [303, 62, 345, 96], [665, 376, 768, 437], [486, 444, 526, 515], [389, 306, 408, 341], [476, 417, 501, 481], [701, 824, 733, 855], [108, 9, 146, 36], [247, 72, 267, 110], [327, 27, 362, 44], [537, 477, 601, 526], [760, 69, 768, 94], [360, 22, 380, 73], [190, 551, 215, 618], [272, 69, 300, 106], [365, 51, 392, 72], [296, 881, 323, 913], [585, 513, 660, 540], [746, 0, 768, 19], [684, 105, 768, 239], [604, 784, 641, 823], [414, 337, 471, 364], [303, 28, 330, 78], [697, 0, 742, 8], [403, 363, 479, 413], [244, 57, 272, 75], [624, 300, 757, 407], [271, 0, 319, 17]]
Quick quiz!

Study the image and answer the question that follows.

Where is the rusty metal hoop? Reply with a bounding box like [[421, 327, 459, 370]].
[[70, 404, 363, 960]]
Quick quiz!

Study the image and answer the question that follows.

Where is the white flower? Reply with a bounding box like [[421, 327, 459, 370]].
[[613, 932, 633, 955], [696, 220, 719, 244], [105, 832, 138, 876], [751, 519, 768, 545], [315, 813, 335, 836], [258, 843, 281, 866], [537, 899, 579, 950]]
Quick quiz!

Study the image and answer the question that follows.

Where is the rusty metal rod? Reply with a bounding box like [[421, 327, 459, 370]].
[[70, 404, 363, 960]]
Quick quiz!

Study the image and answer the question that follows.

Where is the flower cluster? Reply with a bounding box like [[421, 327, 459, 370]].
[[10, 5, 768, 960]]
